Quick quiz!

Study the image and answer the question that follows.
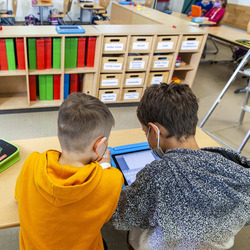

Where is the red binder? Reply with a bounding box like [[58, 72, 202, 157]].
[[77, 37, 86, 67], [53, 75, 61, 100], [0, 39, 8, 70], [29, 75, 37, 101], [86, 37, 96, 67], [15, 38, 26, 70], [36, 38, 45, 70], [70, 74, 79, 93], [45, 37, 52, 69]]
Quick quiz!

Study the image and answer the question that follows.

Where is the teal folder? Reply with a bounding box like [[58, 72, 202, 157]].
[[28, 38, 37, 69], [70, 38, 78, 68], [39, 75, 46, 100], [65, 38, 71, 69], [46, 75, 53, 100], [53, 38, 61, 69], [5, 39, 16, 70]]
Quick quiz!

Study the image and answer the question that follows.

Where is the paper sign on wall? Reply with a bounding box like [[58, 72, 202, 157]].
[[124, 92, 140, 100], [104, 43, 124, 51], [151, 76, 163, 84], [157, 42, 174, 50], [104, 63, 122, 70], [101, 93, 117, 102], [101, 79, 119, 86], [132, 42, 149, 50], [181, 40, 200, 50], [154, 61, 169, 68], [129, 61, 145, 69], [125, 78, 142, 86]]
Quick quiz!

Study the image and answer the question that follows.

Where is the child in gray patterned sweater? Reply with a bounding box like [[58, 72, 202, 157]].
[[111, 83, 250, 250]]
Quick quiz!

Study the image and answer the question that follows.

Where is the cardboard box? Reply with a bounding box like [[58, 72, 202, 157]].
[[151, 55, 173, 70], [147, 72, 169, 86], [124, 73, 145, 87], [100, 74, 122, 88], [102, 56, 124, 72], [122, 88, 143, 101], [103, 37, 127, 52], [155, 36, 178, 51], [180, 36, 203, 51], [126, 55, 149, 70], [129, 36, 153, 52], [99, 89, 120, 103]]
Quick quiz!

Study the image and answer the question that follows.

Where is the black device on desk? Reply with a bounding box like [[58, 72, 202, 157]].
[[84, 4, 94, 7]]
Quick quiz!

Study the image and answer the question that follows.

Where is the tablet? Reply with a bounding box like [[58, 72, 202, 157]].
[[55, 25, 85, 34], [110, 142, 160, 185]]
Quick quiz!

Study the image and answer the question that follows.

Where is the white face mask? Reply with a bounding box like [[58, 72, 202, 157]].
[[147, 125, 165, 159]]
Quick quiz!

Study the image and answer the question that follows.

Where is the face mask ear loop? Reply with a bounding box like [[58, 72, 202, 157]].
[[153, 124, 160, 148], [147, 126, 151, 141]]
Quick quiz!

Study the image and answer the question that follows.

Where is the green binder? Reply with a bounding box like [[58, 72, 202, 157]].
[[65, 38, 71, 69], [53, 38, 61, 69], [5, 39, 16, 70], [46, 75, 53, 100], [28, 38, 37, 69], [70, 38, 78, 68], [39, 75, 46, 100]]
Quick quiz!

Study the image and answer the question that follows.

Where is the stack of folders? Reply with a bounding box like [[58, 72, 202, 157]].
[[0, 38, 26, 70]]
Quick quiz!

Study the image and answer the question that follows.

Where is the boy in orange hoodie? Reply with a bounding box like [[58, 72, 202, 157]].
[[15, 93, 124, 250]]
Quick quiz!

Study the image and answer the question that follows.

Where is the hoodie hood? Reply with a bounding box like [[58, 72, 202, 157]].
[[34, 150, 103, 207]]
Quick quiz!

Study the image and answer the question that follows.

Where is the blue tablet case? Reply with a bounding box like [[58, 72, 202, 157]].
[[56, 25, 85, 34], [118, 1, 135, 5]]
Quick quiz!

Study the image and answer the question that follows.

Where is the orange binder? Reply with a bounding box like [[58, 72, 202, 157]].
[[29, 75, 37, 101], [77, 37, 86, 67], [45, 37, 52, 69], [15, 38, 26, 70], [191, 5, 201, 17], [70, 74, 79, 93], [36, 38, 45, 70], [53, 75, 61, 100]]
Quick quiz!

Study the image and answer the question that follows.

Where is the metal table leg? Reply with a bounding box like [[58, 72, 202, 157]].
[[199, 49, 250, 128], [39, 6, 43, 25], [90, 9, 93, 25], [80, 7, 83, 24]]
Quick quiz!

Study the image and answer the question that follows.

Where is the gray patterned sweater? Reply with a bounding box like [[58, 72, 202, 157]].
[[111, 147, 250, 250]]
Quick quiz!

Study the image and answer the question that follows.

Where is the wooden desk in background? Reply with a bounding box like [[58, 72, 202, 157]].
[[32, 0, 53, 25], [75, 2, 104, 25], [0, 128, 220, 229]]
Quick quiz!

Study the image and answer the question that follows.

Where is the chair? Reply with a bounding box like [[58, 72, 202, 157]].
[[0, 0, 17, 25], [144, 0, 154, 8], [49, 0, 72, 25], [94, 0, 110, 20], [247, 20, 250, 35]]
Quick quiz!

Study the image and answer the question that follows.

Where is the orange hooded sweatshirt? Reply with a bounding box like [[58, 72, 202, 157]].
[[15, 150, 124, 250]]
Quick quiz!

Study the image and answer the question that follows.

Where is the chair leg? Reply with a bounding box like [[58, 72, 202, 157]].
[[239, 78, 250, 125], [237, 130, 250, 153]]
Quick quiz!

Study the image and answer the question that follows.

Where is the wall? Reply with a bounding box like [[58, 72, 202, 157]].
[[169, 0, 185, 12], [228, 0, 250, 6]]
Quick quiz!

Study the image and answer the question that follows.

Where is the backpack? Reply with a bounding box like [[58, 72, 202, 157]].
[[24, 14, 39, 26], [48, 9, 59, 25], [1, 10, 15, 25]]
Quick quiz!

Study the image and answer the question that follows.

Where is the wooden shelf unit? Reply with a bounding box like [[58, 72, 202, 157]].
[[0, 25, 206, 110]]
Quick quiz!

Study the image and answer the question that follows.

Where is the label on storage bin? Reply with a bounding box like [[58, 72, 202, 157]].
[[104, 43, 124, 51], [181, 40, 200, 50], [104, 63, 122, 70], [101, 93, 117, 102], [132, 42, 149, 50], [125, 78, 142, 86], [151, 76, 163, 84], [124, 92, 140, 100], [101, 79, 119, 86], [129, 61, 145, 69], [157, 42, 174, 50], [154, 61, 169, 68]]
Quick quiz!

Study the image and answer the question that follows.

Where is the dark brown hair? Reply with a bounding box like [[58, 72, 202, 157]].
[[58, 93, 115, 152], [137, 83, 199, 140], [221, 0, 227, 8]]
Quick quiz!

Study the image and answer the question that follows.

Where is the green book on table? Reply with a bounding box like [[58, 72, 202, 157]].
[[39, 75, 46, 100], [28, 38, 37, 69], [53, 38, 61, 69], [46, 75, 53, 100], [65, 38, 71, 69], [5, 39, 16, 70], [70, 37, 78, 68]]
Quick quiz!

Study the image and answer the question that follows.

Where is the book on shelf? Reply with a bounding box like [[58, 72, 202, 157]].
[[70, 37, 78, 68], [70, 74, 79, 93], [5, 39, 16, 70], [53, 75, 61, 100], [36, 38, 45, 70], [28, 38, 37, 69], [45, 38, 52, 69], [29, 75, 37, 101], [46, 75, 53, 100], [77, 37, 86, 68], [53, 38, 61, 69], [0, 39, 8, 70], [16, 38, 26, 70], [86, 37, 96, 67], [39, 75, 46, 100], [64, 74, 70, 99]]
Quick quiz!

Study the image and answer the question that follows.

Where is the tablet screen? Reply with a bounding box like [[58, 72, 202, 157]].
[[112, 149, 160, 185]]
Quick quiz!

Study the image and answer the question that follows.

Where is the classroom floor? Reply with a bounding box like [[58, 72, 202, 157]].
[[0, 38, 249, 250]]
